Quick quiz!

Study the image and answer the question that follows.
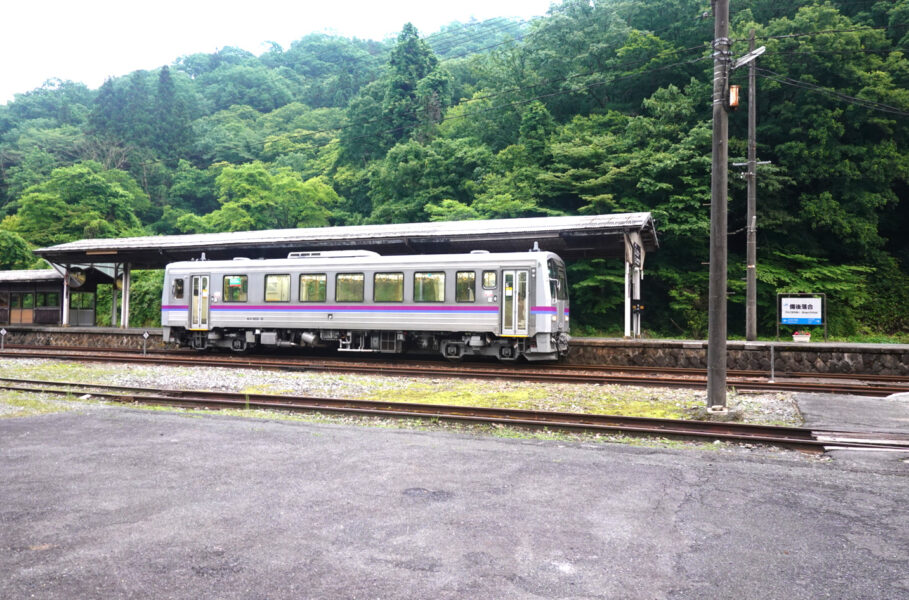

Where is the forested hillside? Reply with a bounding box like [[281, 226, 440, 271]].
[[1, 0, 907, 337]]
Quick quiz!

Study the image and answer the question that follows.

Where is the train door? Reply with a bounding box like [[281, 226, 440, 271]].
[[501, 270, 529, 336], [189, 275, 210, 330]]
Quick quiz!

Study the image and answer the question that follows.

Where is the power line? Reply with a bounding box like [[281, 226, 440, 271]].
[[754, 67, 909, 117], [762, 48, 894, 57], [737, 26, 888, 42], [427, 18, 529, 53]]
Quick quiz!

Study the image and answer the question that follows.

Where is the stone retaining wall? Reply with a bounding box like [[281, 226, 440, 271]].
[[0, 326, 175, 351], [569, 339, 909, 376]]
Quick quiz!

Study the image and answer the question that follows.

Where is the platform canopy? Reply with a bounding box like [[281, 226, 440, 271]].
[[33, 213, 659, 269]]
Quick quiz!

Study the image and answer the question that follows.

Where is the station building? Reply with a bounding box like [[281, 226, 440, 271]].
[[18, 213, 658, 336]]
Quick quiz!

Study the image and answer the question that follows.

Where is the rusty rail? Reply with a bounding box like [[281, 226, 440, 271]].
[[3, 377, 909, 452]]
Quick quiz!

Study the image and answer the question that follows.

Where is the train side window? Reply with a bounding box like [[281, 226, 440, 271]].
[[223, 275, 249, 302], [299, 274, 327, 302], [21, 293, 35, 309], [414, 272, 445, 302], [374, 272, 403, 302], [336, 273, 364, 302], [0, 293, 8, 309], [482, 271, 497, 289], [173, 278, 185, 299], [264, 274, 291, 302], [456, 271, 476, 302]]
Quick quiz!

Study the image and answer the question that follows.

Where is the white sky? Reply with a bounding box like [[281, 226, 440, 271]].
[[1, 0, 555, 104]]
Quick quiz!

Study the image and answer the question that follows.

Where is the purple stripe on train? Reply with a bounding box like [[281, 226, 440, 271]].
[[210, 304, 498, 312], [162, 305, 565, 313]]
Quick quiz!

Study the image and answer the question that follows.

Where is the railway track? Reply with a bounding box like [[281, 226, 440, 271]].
[[2, 347, 908, 397], [3, 377, 908, 452]]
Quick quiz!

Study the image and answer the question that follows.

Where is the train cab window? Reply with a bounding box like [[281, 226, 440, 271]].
[[482, 271, 497, 289], [374, 272, 403, 302], [548, 258, 569, 300], [299, 274, 327, 302], [223, 275, 249, 302], [264, 274, 291, 302], [336, 273, 364, 302], [456, 271, 476, 302], [414, 272, 445, 302], [172, 278, 185, 299]]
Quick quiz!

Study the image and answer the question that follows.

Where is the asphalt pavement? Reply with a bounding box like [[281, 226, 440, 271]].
[[1, 406, 907, 599]]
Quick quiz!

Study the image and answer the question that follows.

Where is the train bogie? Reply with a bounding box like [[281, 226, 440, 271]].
[[162, 249, 570, 361]]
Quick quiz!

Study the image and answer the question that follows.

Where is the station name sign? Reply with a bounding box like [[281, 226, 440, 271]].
[[780, 297, 823, 325]]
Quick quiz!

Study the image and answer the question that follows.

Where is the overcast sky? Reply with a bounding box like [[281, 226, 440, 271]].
[[1, 0, 555, 103]]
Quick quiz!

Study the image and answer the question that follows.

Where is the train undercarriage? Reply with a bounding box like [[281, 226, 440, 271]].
[[170, 327, 569, 361]]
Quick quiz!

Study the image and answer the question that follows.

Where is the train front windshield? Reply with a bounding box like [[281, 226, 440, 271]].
[[547, 258, 569, 301]]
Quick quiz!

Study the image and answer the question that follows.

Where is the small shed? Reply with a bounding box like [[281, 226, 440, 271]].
[[0, 268, 110, 327]]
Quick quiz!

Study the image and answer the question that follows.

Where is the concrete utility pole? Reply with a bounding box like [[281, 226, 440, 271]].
[[707, 0, 730, 410], [745, 29, 758, 342]]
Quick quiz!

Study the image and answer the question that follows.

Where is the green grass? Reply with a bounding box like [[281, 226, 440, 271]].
[[363, 380, 693, 419], [0, 391, 85, 418]]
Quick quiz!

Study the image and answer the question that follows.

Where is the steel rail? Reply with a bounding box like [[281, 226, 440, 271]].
[[5, 344, 909, 384], [2, 348, 907, 397], [3, 377, 909, 452]]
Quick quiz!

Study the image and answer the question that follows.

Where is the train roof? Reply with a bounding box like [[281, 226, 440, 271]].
[[33, 213, 659, 269], [164, 250, 562, 271]]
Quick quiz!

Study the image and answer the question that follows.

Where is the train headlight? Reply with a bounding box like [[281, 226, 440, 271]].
[[551, 315, 557, 322]]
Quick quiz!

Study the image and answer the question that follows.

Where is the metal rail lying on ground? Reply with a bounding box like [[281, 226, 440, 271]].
[[3, 377, 908, 452]]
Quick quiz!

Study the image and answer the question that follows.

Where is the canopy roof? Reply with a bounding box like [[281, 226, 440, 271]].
[[33, 213, 659, 269], [0, 269, 62, 283]]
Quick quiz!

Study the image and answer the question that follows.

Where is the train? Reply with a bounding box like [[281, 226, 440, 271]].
[[161, 248, 570, 361]]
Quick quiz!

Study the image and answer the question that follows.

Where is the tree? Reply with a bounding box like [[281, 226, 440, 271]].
[[261, 34, 384, 108], [88, 78, 125, 138], [383, 23, 449, 143], [0, 229, 35, 269], [198, 64, 297, 113], [153, 66, 191, 160], [191, 105, 265, 164], [1, 162, 148, 247], [177, 162, 334, 232], [368, 138, 492, 224]]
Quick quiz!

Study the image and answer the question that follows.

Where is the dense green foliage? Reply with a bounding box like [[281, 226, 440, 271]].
[[1, 2, 907, 334]]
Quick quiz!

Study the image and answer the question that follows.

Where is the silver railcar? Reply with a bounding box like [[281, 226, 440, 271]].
[[161, 249, 570, 361]]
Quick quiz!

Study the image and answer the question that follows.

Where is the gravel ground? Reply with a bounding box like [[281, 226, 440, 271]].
[[0, 357, 803, 430]]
